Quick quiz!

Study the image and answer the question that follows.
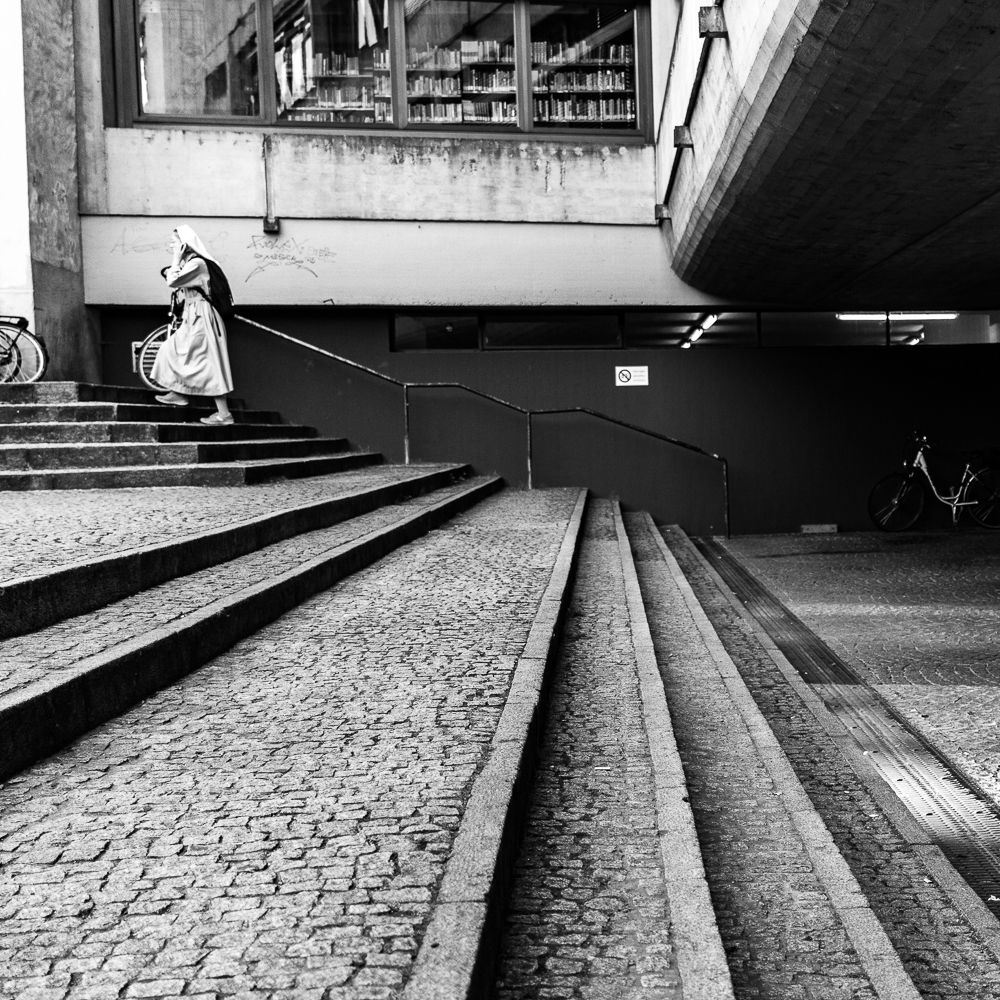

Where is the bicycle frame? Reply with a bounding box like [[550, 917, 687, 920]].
[[910, 441, 979, 523]]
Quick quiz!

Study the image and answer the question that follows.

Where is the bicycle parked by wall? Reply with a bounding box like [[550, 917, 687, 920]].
[[868, 433, 1000, 531], [0, 315, 48, 384]]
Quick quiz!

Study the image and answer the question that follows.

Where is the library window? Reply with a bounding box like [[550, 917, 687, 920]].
[[117, 0, 648, 134]]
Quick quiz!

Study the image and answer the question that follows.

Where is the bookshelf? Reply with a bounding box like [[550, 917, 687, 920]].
[[406, 40, 517, 125], [531, 41, 636, 127], [281, 49, 392, 124]]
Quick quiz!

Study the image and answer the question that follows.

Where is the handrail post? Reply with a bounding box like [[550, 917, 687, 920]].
[[526, 412, 533, 489], [722, 457, 731, 539], [403, 384, 411, 465]]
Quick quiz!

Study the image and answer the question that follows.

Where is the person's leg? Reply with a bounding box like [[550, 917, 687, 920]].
[[200, 395, 234, 425]]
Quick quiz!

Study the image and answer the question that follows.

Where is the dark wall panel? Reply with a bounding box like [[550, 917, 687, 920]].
[[100, 308, 999, 536]]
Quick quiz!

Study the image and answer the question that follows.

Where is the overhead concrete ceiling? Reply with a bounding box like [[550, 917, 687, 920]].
[[669, 0, 1000, 308]]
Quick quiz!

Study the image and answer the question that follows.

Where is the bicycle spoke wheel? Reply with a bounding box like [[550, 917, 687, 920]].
[[137, 325, 170, 390], [967, 467, 1000, 529], [868, 472, 924, 531], [0, 325, 47, 384]]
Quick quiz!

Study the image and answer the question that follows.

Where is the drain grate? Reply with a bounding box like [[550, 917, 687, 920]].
[[695, 536, 1000, 918]]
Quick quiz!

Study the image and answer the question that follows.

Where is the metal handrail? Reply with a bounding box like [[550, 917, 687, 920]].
[[236, 314, 731, 535]]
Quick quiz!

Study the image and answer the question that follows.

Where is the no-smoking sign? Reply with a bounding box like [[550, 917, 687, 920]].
[[615, 365, 649, 387]]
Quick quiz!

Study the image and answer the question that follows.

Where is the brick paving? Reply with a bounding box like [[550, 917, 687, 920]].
[[668, 527, 1000, 1000], [628, 516, 878, 1000], [0, 477, 487, 704], [0, 487, 578, 1000], [720, 531, 1000, 809], [495, 500, 680, 1000], [0, 464, 459, 583]]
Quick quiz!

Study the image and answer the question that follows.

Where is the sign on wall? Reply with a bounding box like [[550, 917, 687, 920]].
[[615, 365, 649, 386]]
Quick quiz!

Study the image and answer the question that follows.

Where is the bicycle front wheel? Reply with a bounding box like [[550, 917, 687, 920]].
[[967, 467, 1000, 529], [0, 325, 47, 383], [869, 472, 925, 531], [137, 325, 170, 390]]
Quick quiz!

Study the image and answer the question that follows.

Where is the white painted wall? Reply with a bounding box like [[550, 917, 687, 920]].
[[82, 216, 726, 307], [0, 0, 34, 321]]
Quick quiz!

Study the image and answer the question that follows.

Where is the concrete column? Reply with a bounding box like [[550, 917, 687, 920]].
[[13, 0, 99, 380], [0, 0, 34, 325]]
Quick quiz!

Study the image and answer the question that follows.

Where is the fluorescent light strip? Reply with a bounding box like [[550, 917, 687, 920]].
[[836, 311, 959, 321]]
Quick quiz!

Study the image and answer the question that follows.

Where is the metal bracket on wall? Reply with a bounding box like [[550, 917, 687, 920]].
[[658, 1, 728, 223]]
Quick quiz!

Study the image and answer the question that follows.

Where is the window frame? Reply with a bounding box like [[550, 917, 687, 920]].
[[110, 0, 652, 138]]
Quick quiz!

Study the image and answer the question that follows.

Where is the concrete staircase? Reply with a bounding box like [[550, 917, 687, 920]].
[[0, 391, 994, 1000], [0, 382, 379, 488]]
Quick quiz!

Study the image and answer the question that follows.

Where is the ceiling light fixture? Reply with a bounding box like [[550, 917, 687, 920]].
[[836, 311, 959, 322], [888, 311, 959, 321]]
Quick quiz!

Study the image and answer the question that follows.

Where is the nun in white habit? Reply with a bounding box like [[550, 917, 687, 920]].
[[152, 225, 235, 425]]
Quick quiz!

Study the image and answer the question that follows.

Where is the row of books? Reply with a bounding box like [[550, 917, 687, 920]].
[[315, 82, 392, 104], [464, 69, 516, 91], [406, 101, 518, 123], [534, 96, 636, 121], [534, 70, 633, 92], [459, 40, 515, 62], [283, 105, 392, 122], [463, 99, 518, 122], [530, 41, 634, 65], [407, 76, 463, 95], [312, 51, 389, 76]]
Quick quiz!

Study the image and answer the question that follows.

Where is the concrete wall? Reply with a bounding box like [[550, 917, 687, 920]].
[[81, 216, 727, 308], [0, 0, 34, 324], [73, 1, 656, 227], [99, 307, 1000, 536], [24, 0, 97, 379], [662, 0, 822, 261]]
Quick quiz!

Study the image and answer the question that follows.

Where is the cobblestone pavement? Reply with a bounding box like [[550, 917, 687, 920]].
[[0, 478, 488, 703], [0, 464, 459, 582], [0, 488, 578, 1000], [628, 516, 877, 1000], [495, 501, 680, 1000], [667, 528, 1000, 1000], [720, 532, 1000, 810]]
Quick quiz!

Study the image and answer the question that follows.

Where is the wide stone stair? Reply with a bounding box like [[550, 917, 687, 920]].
[[0, 382, 378, 488], [2, 386, 999, 1000]]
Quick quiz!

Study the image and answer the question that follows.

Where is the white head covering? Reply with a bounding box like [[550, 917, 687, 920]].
[[174, 224, 219, 264]]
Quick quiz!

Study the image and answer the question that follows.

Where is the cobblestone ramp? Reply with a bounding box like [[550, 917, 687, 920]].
[[662, 526, 1000, 1000], [627, 515, 920, 1000], [0, 463, 475, 638], [0, 475, 501, 781], [0, 488, 582, 1000], [495, 500, 729, 1000]]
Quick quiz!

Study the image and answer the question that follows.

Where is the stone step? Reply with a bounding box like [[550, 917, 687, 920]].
[[0, 486, 584, 1000], [0, 421, 318, 444], [0, 381, 234, 406], [0, 436, 348, 470], [492, 499, 731, 1000], [0, 474, 508, 782], [0, 401, 284, 424], [1, 462, 474, 639], [627, 515, 922, 1000], [0, 450, 382, 489]]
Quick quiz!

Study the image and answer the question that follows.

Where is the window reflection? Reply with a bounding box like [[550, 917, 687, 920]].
[[138, 0, 260, 116], [274, 0, 391, 123], [529, 3, 636, 128], [404, 1, 516, 126]]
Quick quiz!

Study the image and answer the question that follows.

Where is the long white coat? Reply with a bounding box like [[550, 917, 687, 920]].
[[151, 257, 234, 397]]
